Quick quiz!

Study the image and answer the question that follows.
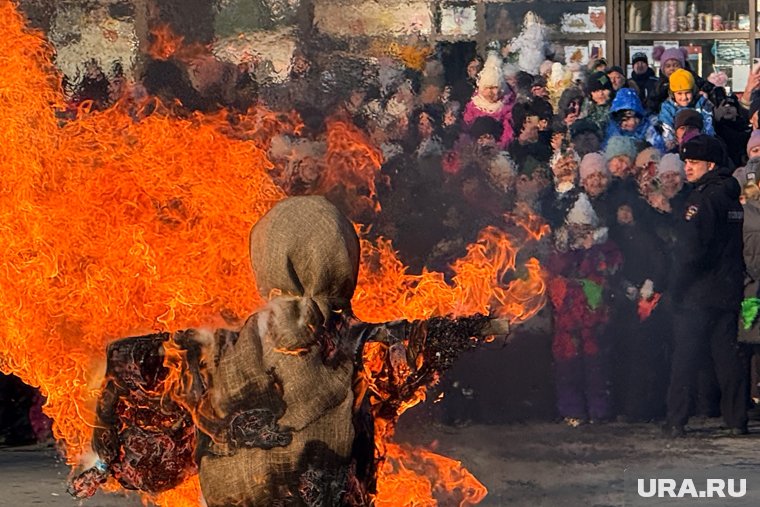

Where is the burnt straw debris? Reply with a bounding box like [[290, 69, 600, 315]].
[[69, 334, 197, 498]]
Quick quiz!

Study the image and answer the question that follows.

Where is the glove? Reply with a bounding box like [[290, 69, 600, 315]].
[[640, 279, 654, 301]]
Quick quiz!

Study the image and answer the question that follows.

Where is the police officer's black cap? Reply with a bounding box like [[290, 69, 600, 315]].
[[679, 134, 724, 164]]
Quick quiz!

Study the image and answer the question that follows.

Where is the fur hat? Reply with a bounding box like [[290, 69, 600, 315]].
[[604, 136, 638, 162], [747, 129, 760, 158], [571, 124, 603, 158], [470, 116, 504, 141], [486, 152, 518, 191], [511, 100, 538, 132], [478, 52, 506, 90], [680, 134, 724, 164], [669, 69, 695, 93], [579, 152, 609, 180], [570, 118, 600, 138], [656, 153, 685, 177], [502, 62, 519, 79], [635, 147, 661, 169]]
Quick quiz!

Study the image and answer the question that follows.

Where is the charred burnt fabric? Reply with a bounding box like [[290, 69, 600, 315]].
[[69, 196, 509, 506]]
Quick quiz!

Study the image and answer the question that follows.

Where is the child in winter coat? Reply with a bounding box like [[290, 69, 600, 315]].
[[659, 69, 715, 150], [548, 193, 623, 425], [463, 51, 516, 149], [605, 88, 665, 152]]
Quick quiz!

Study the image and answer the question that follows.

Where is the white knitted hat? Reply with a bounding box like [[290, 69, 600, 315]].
[[566, 193, 599, 227], [478, 51, 506, 90]]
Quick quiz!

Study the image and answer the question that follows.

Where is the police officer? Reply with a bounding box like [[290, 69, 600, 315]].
[[664, 134, 750, 437]]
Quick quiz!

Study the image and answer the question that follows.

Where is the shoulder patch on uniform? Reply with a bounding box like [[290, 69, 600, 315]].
[[728, 210, 744, 222], [685, 204, 699, 221]]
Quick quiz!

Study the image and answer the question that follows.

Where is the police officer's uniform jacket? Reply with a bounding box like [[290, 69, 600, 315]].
[[669, 166, 745, 310]]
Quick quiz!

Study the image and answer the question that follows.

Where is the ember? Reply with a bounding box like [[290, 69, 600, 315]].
[[0, 3, 547, 506]]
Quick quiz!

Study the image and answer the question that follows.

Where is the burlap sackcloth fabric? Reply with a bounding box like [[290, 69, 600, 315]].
[[198, 196, 363, 506]]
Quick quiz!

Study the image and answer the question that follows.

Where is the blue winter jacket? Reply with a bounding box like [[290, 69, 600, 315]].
[[658, 95, 715, 147], [604, 88, 666, 152]]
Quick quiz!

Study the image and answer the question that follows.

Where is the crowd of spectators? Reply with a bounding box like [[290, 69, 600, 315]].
[[256, 43, 760, 435]]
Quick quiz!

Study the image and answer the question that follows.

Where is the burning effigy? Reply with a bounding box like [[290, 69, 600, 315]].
[[69, 196, 510, 505], [0, 2, 547, 506]]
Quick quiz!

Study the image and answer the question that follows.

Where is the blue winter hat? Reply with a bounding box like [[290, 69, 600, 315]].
[[604, 136, 638, 162]]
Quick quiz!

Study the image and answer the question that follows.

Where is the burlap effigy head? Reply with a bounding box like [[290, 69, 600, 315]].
[[249, 195, 360, 317], [199, 196, 361, 506]]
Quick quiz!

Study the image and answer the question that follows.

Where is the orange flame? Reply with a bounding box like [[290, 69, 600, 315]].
[[147, 24, 185, 60], [353, 226, 546, 324], [0, 3, 547, 506], [377, 443, 487, 507], [0, 1, 282, 463], [318, 119, 385, 215]]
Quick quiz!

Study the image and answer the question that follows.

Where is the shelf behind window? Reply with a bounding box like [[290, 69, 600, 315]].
[[556, 32, 608, 40], [624, 30, 751, 40]]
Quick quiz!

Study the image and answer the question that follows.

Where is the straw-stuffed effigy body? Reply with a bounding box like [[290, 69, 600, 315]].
[[72, 196, 508, 506]]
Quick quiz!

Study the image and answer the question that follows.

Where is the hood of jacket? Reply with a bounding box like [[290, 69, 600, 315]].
[[609, 87, 646, 117], [558, 87, 585, 116]]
